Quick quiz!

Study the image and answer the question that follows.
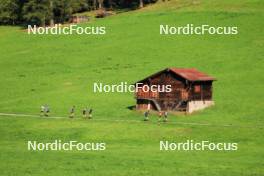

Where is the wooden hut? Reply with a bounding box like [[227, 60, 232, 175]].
[[135, 68, 216, 113], [70, 15, 89, 23]]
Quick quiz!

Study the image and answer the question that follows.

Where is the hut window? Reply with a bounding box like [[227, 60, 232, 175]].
[[194, 85, 201, 93]]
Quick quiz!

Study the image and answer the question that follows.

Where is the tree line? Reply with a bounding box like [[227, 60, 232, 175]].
[[0, 0, 158, 26]]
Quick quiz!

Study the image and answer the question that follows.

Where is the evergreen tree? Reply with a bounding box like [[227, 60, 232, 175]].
[[22, 0, 51, 26], [0, 0, 19, 24]]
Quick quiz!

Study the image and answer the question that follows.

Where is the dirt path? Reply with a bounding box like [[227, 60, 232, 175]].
[[0, 112, 262, 129]]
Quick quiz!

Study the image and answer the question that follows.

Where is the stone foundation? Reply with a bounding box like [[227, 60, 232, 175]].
[[187, 101, 214, 113]]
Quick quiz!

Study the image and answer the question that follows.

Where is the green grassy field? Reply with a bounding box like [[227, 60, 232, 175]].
[[0, 0, 263, 175]]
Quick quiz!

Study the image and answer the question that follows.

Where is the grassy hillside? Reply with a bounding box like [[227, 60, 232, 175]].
[[0, 0, 263, 175]]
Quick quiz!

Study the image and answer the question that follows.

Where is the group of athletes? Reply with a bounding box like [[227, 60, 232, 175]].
[[40, 105, 93, 119], [41, 105, 168, 121], [69, 106, 93, 119], [144, 110, 168, 122]]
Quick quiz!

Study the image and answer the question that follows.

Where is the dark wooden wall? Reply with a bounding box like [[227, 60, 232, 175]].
[[189, 81, 213, 101]]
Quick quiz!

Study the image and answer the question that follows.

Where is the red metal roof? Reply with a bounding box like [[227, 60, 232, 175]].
[[136, 68, 215, 83], [169, 68, 215, 81]]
